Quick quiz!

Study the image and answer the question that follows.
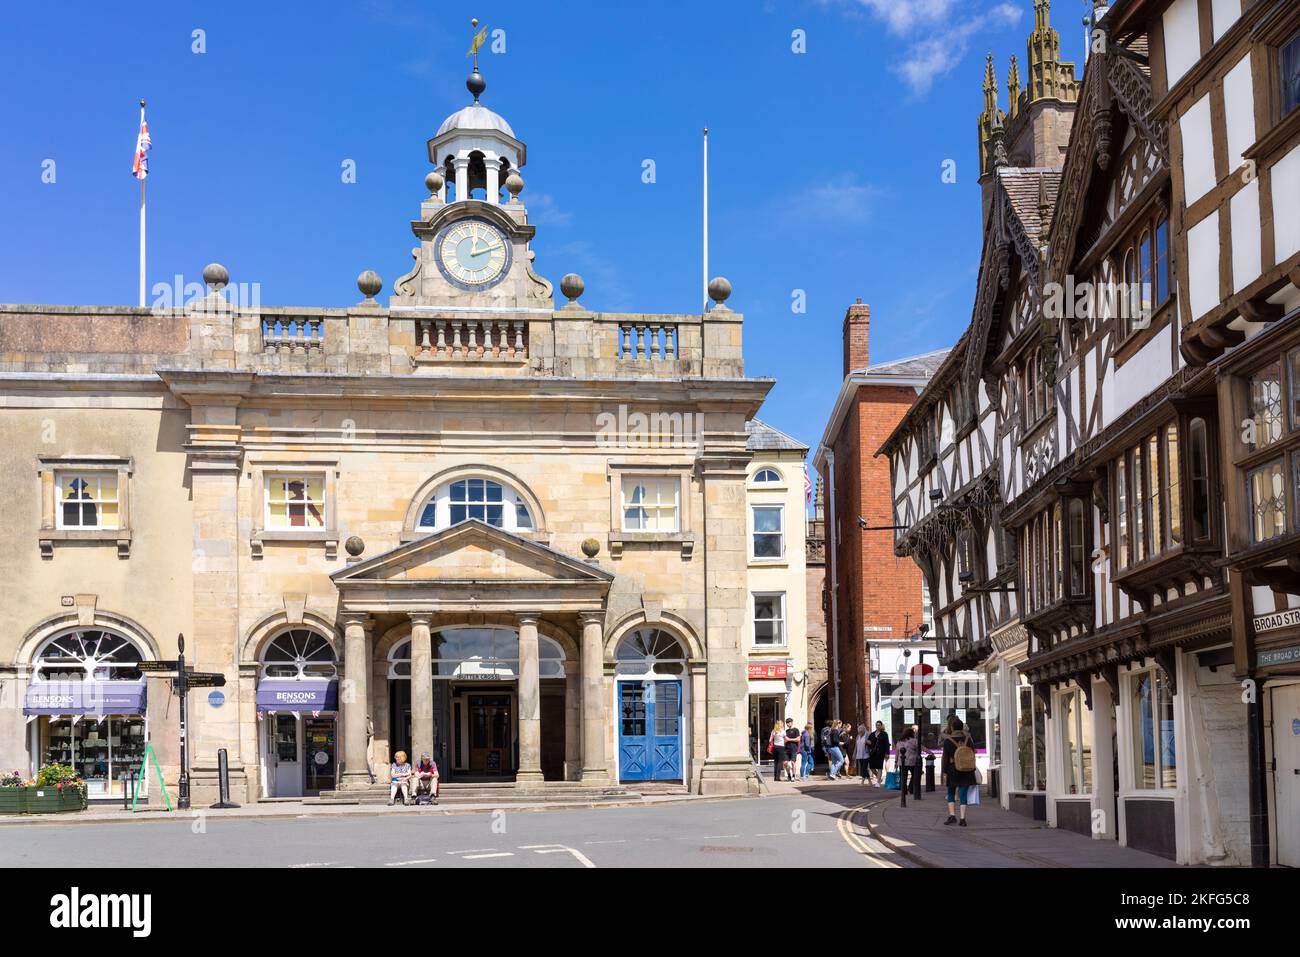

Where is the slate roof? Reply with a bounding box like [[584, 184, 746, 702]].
[[746, 418, 808, 452], [997, 167, 1063, 243], [860, 347, 952, 378]]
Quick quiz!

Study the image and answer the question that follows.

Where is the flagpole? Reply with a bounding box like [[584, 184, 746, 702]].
[[702, 126, 709, 313], [138, 99, 146, 309]]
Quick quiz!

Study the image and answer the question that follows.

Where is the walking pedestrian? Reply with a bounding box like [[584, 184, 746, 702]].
[[783, 718, 801, 781], [838, 721, 853, 777], [820, 720, 843, 779], [866, 720, 890, 786], [769, 721, 786, 783], [942, 717, 979, 826], [800, 723, 815, 780], [854, 723, 870, 782], [896, 728, 918, 807]]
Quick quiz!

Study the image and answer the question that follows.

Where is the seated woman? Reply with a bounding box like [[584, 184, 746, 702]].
[[388, 750, 413, 806], [413, 752, 439, 804]]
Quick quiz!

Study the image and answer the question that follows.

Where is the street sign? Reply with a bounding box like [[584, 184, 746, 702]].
[[137, 660, 186, 673], [184, 673, 226, 689]]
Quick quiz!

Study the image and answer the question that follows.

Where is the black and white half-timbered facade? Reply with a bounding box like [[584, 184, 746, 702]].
[[884, 0, 1300, 866]]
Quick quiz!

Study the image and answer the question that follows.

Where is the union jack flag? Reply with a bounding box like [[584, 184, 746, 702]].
[[132, 108, 151, 180], [804, 468, 812, 503]]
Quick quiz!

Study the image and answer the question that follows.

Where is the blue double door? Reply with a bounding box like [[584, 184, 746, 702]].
[[618, 680, 682, 782]]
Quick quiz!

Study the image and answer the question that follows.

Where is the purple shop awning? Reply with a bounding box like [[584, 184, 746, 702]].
[[256, 679, 338, 712], [23, 681, 147, 716]]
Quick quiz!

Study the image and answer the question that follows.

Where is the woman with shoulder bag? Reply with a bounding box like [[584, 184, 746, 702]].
[[941, 718, 979, 826]]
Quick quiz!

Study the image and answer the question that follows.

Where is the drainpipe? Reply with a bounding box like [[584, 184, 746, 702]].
[[1247, 680, 1270, 867], [823, 447, 842, 717]]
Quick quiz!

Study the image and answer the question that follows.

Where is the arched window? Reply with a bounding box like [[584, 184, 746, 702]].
[[388, 628, 564, 679], [417, 477, 534, 533], [752, 468, 782, 485], [33, 629, 143, 684], [260, 629, 337, 680], [614, 628, 686, 677]]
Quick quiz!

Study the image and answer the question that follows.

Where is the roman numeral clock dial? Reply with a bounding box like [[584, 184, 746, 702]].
[[436, 219, 510, 289]]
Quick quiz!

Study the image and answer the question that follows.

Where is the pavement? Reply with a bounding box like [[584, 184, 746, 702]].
[[776, 775, 1175, 868]]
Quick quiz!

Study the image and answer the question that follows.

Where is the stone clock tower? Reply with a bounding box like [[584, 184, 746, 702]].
[[392, 64, 554, 309]]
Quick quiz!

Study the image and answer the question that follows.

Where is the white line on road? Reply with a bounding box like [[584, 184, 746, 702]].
[[462, 852, 514, 860], [583, 839, 626, 845], [288, 862, 337, 868], [519, 844, 597, 868], [701, 834, 741, 839], [385, 858, 439, 866], [446, 848, 498, 855]]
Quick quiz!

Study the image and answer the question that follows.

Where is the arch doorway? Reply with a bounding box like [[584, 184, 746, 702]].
[[613, 629, 687, 783], [255, 629, 339, 798]]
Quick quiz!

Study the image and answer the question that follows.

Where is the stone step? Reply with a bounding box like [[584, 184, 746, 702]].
[[310, 782, 636, 805]]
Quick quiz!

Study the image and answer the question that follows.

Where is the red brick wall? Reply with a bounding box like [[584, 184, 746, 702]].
[[828, 383, 925, 726]]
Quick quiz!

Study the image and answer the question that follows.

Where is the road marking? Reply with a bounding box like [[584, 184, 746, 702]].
[[520, 843, 597, 868], [288, 862, 337, 868], [446, 848, 498, 855], [701, 834, 740, 839], [462, 852, 514, 860], [385, 858, 439, 866], [836, 804, 900, 868], [583, 839, 626, 845]]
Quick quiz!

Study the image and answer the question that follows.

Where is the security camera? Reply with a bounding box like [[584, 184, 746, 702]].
[[857, 516, 868, 529], [917, 623, 930, 636], [928, 489, 943, 503]]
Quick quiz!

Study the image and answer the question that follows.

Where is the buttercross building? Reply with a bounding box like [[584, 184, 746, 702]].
[[0, 63, 793, 804]]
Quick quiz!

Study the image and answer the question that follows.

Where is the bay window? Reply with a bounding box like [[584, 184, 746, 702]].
[[1019, 488, 1091, 616], [1115, 212, 1172, 340], [1235, 347, 1300, 546], [1112, 415, 1214, 567]]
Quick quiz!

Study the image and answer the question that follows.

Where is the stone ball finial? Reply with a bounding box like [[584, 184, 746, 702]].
[[467, 68, 486, 102], [707, 276, 732, 306], [202, 263, 229, 291], [580, 537, 600, 559], [425, 170, 444, 195], [344, 535, 365, 557], [504, 170, 524, 201], [559, 273, 585, 303], [357, 270, 383, 300]]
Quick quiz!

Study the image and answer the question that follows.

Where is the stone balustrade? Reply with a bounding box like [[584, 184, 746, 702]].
[[413, 318, 528, 361], [616, 321, 678, 361], [261, 316, 324, 353]]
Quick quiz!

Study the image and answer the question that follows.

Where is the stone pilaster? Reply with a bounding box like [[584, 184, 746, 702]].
[[697, 448, 761, 796], [409, 613, 434, 763], [340, 614, 373, 789], [516, 613, 544, 783], [579, 612, 609, 783], [564, 669, 581, 781]]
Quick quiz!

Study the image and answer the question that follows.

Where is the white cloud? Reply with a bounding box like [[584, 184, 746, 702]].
[[778, 173, 883, 226], [829, 0, 1024, 97], [524, 192, 573, 227]]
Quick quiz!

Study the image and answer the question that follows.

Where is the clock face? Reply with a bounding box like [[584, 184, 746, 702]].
[[436, 219, 510, 288]]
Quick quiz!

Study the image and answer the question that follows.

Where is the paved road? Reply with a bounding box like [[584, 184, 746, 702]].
[[2, 792, 906, 868]]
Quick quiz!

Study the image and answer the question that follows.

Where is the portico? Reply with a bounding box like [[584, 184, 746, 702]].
[[330, 520, 614, 789]]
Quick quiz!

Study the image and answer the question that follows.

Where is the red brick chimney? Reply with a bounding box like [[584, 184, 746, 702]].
[[843, 300, 870, 376]]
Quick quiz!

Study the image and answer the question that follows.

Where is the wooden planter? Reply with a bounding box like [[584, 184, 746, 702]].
[[0, 789, 27, 814], [14, 787, 86, 814]]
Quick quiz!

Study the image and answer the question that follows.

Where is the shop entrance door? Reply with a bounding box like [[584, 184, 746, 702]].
[[467, 694, 513, 776], [1272, 684, 1300, 867], [268, 714, 302, 798], [618, 681, 682, 782], [749, 695, 784, 765], [303, 717, 336, 793]]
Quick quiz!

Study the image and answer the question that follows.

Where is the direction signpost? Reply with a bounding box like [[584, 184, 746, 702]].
[[138, 636, 226, 811]]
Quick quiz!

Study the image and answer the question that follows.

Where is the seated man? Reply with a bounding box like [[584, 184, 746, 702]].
[[413, 752, 439, 804], [388, 750, 412, 806]]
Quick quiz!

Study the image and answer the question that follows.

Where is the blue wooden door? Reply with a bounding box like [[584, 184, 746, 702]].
[[618, 681, 682, 782]]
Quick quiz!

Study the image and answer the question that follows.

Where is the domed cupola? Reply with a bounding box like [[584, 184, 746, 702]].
[[426, 54, 525, 206]]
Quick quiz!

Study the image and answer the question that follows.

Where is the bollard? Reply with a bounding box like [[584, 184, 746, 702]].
[[925, 752, 936, 792], [211, 747, 241, 809], [122, 769, 137, 811]]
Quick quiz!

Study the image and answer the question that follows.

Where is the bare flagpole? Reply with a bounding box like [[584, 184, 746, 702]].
[[702, 126, 709, 312], [138, 99, 146, 308]]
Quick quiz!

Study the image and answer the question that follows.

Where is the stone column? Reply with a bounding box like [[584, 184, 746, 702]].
[[340, 615, 373, 790], [516, 613, 544, 784], [409, 613, 434, 764], [580, 612, 609, 783], [564, 669, 581, 781], [484, 156, 501, 204], [453, 155, 469, 203]]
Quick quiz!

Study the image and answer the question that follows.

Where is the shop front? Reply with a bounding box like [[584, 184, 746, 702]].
[[255, 629, 339, 798], [746, 659, 790, 767], [23, 629, 149, 798]]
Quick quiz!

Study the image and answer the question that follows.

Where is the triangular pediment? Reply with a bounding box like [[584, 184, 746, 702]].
[[331, 520, 613, 587]]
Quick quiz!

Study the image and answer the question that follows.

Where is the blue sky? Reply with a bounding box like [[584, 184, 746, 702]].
[[0, 0, 1088, 459]]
